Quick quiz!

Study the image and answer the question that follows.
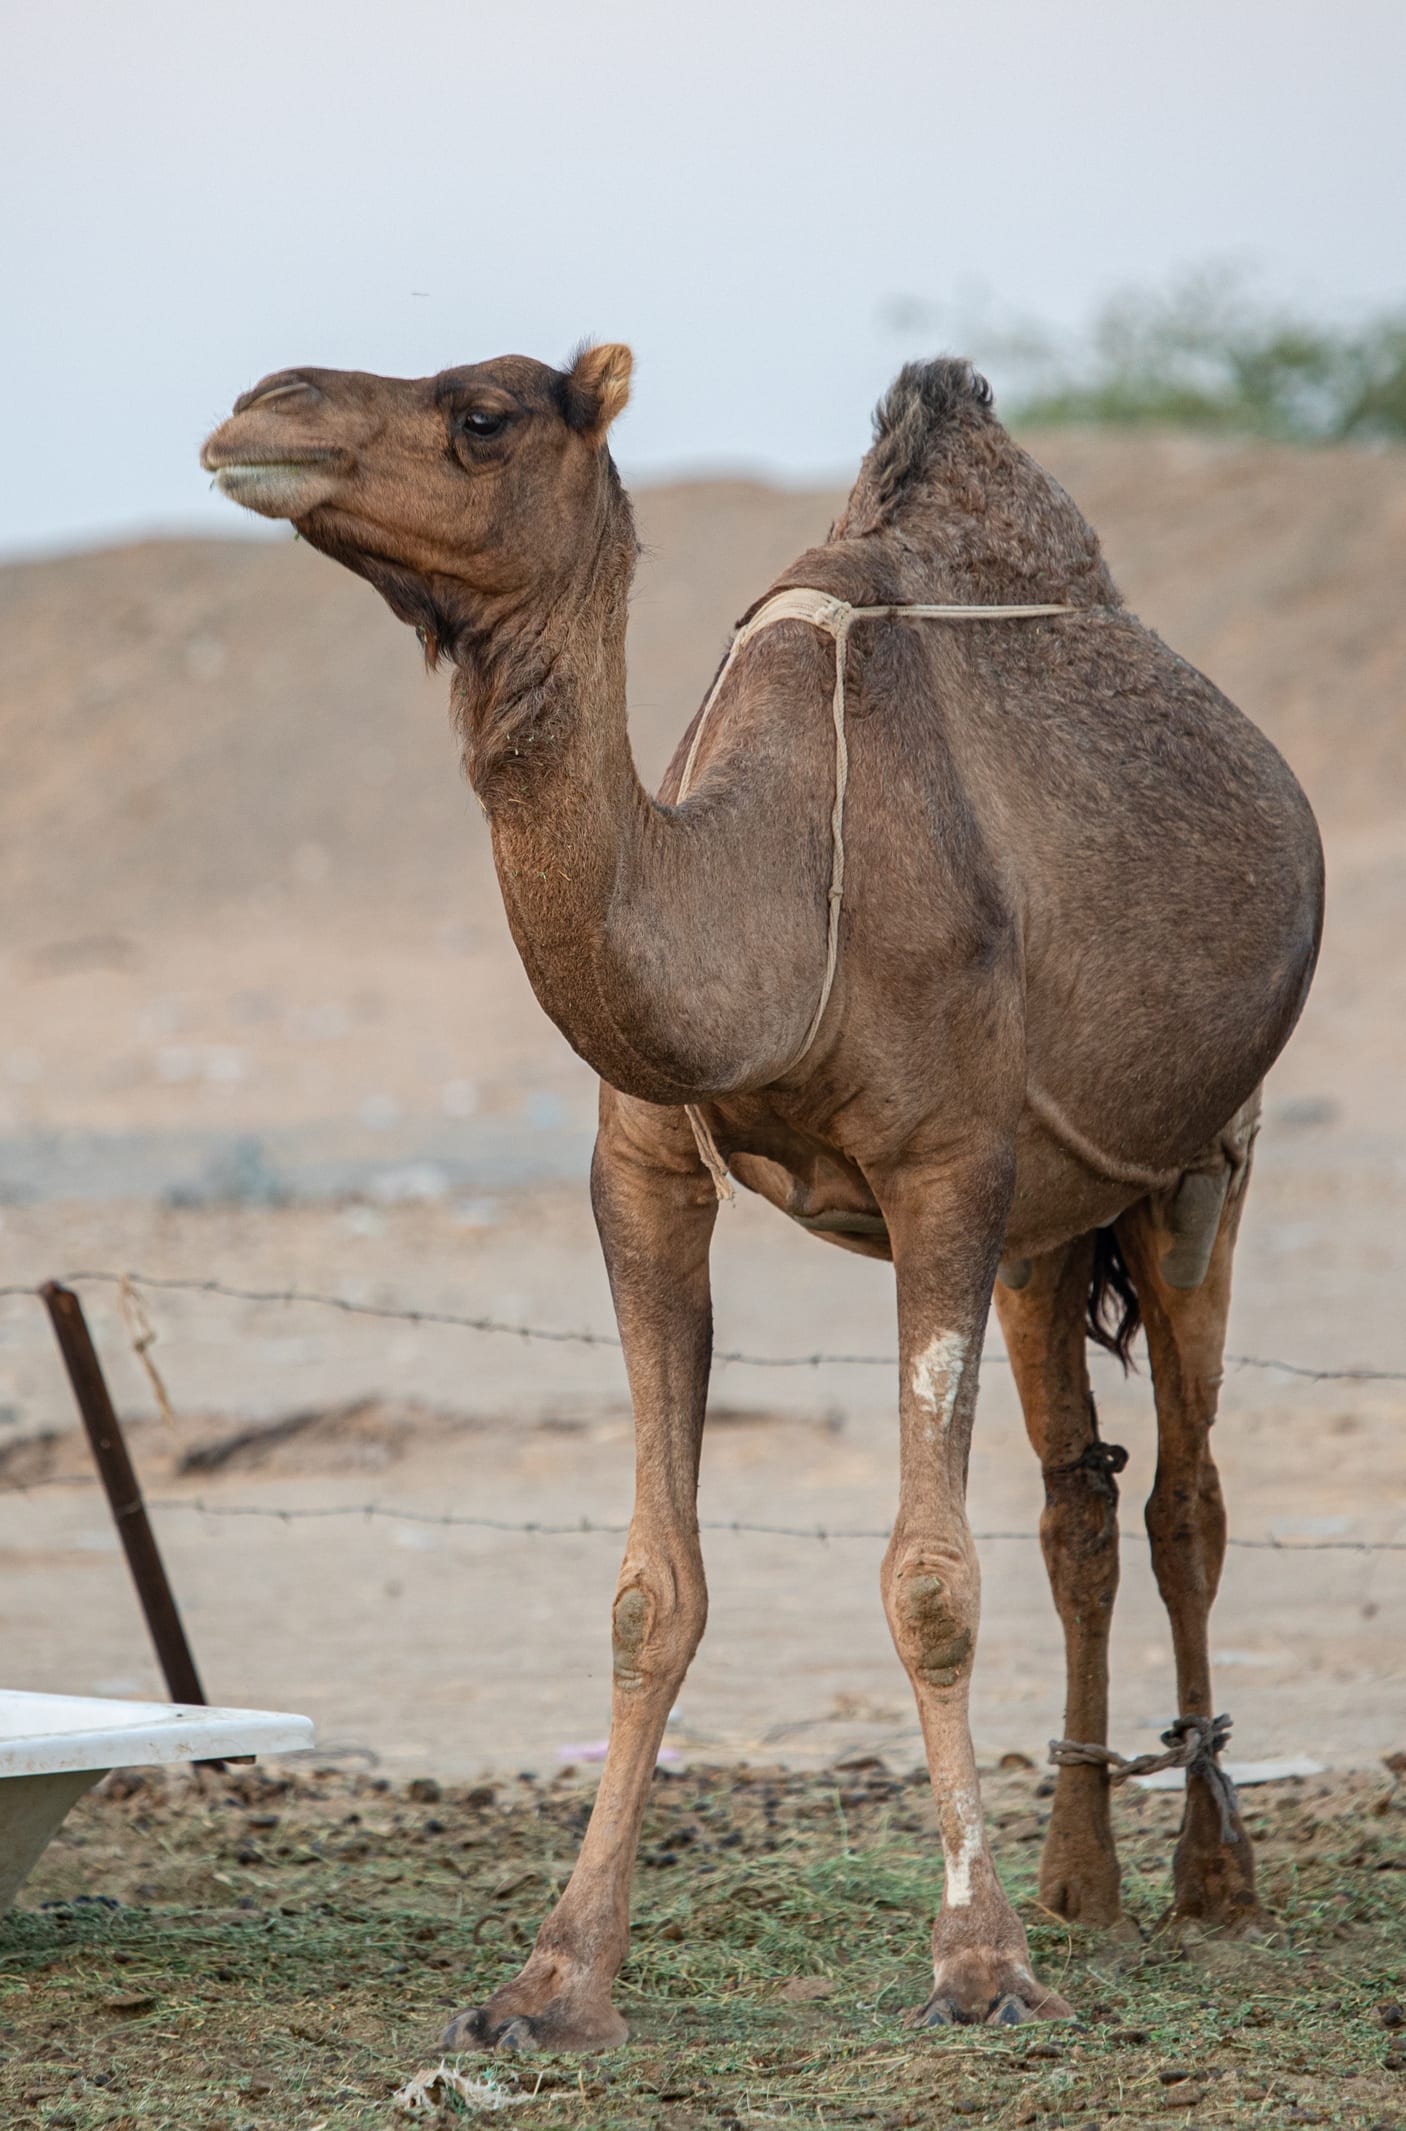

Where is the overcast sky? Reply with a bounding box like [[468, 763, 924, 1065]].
[[4, 0, 1404, 556]]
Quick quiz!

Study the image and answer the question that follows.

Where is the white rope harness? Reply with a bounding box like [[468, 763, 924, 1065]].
[[675, 588, 1080, 1200]]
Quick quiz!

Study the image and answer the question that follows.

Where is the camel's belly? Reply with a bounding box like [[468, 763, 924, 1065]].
[[786, 1204, 893, 1258], [728, 1150, 894, 1259], [728, 1109, 1147, 1266]]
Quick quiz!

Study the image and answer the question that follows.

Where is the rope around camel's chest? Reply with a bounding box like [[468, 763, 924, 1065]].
[[674, 587, 1178, 1203]]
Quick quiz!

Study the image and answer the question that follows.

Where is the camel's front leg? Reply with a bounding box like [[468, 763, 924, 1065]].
[[443, 1097, 716, 2053], [874, 1147, 1074, 2027]]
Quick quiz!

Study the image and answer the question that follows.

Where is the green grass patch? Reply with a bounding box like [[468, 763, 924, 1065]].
[[2, 1759, 1403, 2128]]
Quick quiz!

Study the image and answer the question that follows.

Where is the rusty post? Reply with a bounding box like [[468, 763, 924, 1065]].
[[40, 1281, 208, 1709]]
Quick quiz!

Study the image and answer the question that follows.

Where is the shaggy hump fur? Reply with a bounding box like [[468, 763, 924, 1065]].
[[835, 356, 1116, 603], [867, 357, 996, 506]]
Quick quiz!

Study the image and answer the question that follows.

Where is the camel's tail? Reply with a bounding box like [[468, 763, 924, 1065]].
[[1087, 1227, 1141, 1369]]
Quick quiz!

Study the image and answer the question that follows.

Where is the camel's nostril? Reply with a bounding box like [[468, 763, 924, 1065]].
[[233, 372, 320, 416]]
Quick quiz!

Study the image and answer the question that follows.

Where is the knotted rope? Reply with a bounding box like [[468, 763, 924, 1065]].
[[1047, 1437, 1130, 1487], [118, 1272, 179, 1430], [1049, 1713, 1240, 1841], [676, 589, 1079, 1200]]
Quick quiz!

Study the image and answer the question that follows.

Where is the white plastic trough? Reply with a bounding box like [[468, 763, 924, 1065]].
[[0, 1689, 314, 1909]]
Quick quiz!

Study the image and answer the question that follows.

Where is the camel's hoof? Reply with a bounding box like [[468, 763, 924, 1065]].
[[1036, 1873, 1126, 1933], [1161, 1905, 1279, 1949], [440, 1999, 627, 2055], [915, 1982, 1072, 2029], [915, 1994, 960, 2028], [439, 2008, 541, 2053], [494, 2017, 540, 2055], [916, 1950, 1076, 2030], [440, 2007, 492, 2051], [1040, 1888, 1143, 1945], [1158, 1909, 1278, 1951]]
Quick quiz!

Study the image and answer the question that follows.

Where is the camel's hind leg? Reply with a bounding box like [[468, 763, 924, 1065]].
[[994, 1237, 1126, 1926], [1114, 1109, 1267, 1934]]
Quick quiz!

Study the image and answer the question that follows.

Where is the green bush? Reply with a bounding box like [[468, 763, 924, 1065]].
[[1006, 267, 1406, 442]]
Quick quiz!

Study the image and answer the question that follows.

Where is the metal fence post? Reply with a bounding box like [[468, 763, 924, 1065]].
[[40, 1281, 208, 1709]]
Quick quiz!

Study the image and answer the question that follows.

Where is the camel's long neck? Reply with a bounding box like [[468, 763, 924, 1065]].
[[452, 565, 655, 1091], [450, 541, 804, 1104]]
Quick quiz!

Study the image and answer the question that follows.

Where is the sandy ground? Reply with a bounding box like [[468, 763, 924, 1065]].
[[2, 442, 1404, 1778], [2, 1164, 1402, 1778]]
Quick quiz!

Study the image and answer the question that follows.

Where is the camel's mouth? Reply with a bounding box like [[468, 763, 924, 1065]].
[[203, 454, 346, 520]]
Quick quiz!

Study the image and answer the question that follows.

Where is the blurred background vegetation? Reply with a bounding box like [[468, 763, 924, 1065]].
[[886, 266, 1406, 442]]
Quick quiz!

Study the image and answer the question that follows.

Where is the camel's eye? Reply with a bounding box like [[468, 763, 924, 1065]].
[[459, 408, 509, 439]]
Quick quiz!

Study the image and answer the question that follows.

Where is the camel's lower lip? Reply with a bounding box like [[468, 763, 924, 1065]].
[[209, 460, 341, 518]]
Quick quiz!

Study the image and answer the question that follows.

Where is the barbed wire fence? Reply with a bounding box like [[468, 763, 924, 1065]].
[[5, 1266, 1406, 1381], [1, 1267, 1404, 1554]]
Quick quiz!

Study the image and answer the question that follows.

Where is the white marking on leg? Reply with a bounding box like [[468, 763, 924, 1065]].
[[943, 1788, 984, 1908], [910, 1330, 968, 1442]]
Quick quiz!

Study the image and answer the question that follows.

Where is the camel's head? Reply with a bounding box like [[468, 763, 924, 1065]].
[[200, 344, 633, 661]]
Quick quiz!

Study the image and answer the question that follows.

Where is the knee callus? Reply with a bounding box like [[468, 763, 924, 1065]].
[[885, 1554, 976, 1690], [611, 1567, 705, 1695]]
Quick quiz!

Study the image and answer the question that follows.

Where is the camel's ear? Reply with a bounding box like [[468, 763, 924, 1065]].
[[565, 342, 633, 436]]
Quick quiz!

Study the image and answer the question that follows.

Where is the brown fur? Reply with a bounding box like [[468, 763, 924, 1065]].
[[202, 349, 1323, 2044]]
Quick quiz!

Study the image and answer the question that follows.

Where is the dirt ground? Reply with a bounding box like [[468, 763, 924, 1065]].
[[2, 439, 1405, 1781], [4, 1757, 1404, 2130]]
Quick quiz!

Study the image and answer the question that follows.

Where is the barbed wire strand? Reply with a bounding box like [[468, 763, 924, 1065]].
[[0, 1472, 1401, 1550], [2, 1269, 1402, 1549], [1, 1270, 1403, 1382]]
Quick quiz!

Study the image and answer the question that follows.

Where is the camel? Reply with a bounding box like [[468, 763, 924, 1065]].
[[201, 345, 1324, 2048]]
